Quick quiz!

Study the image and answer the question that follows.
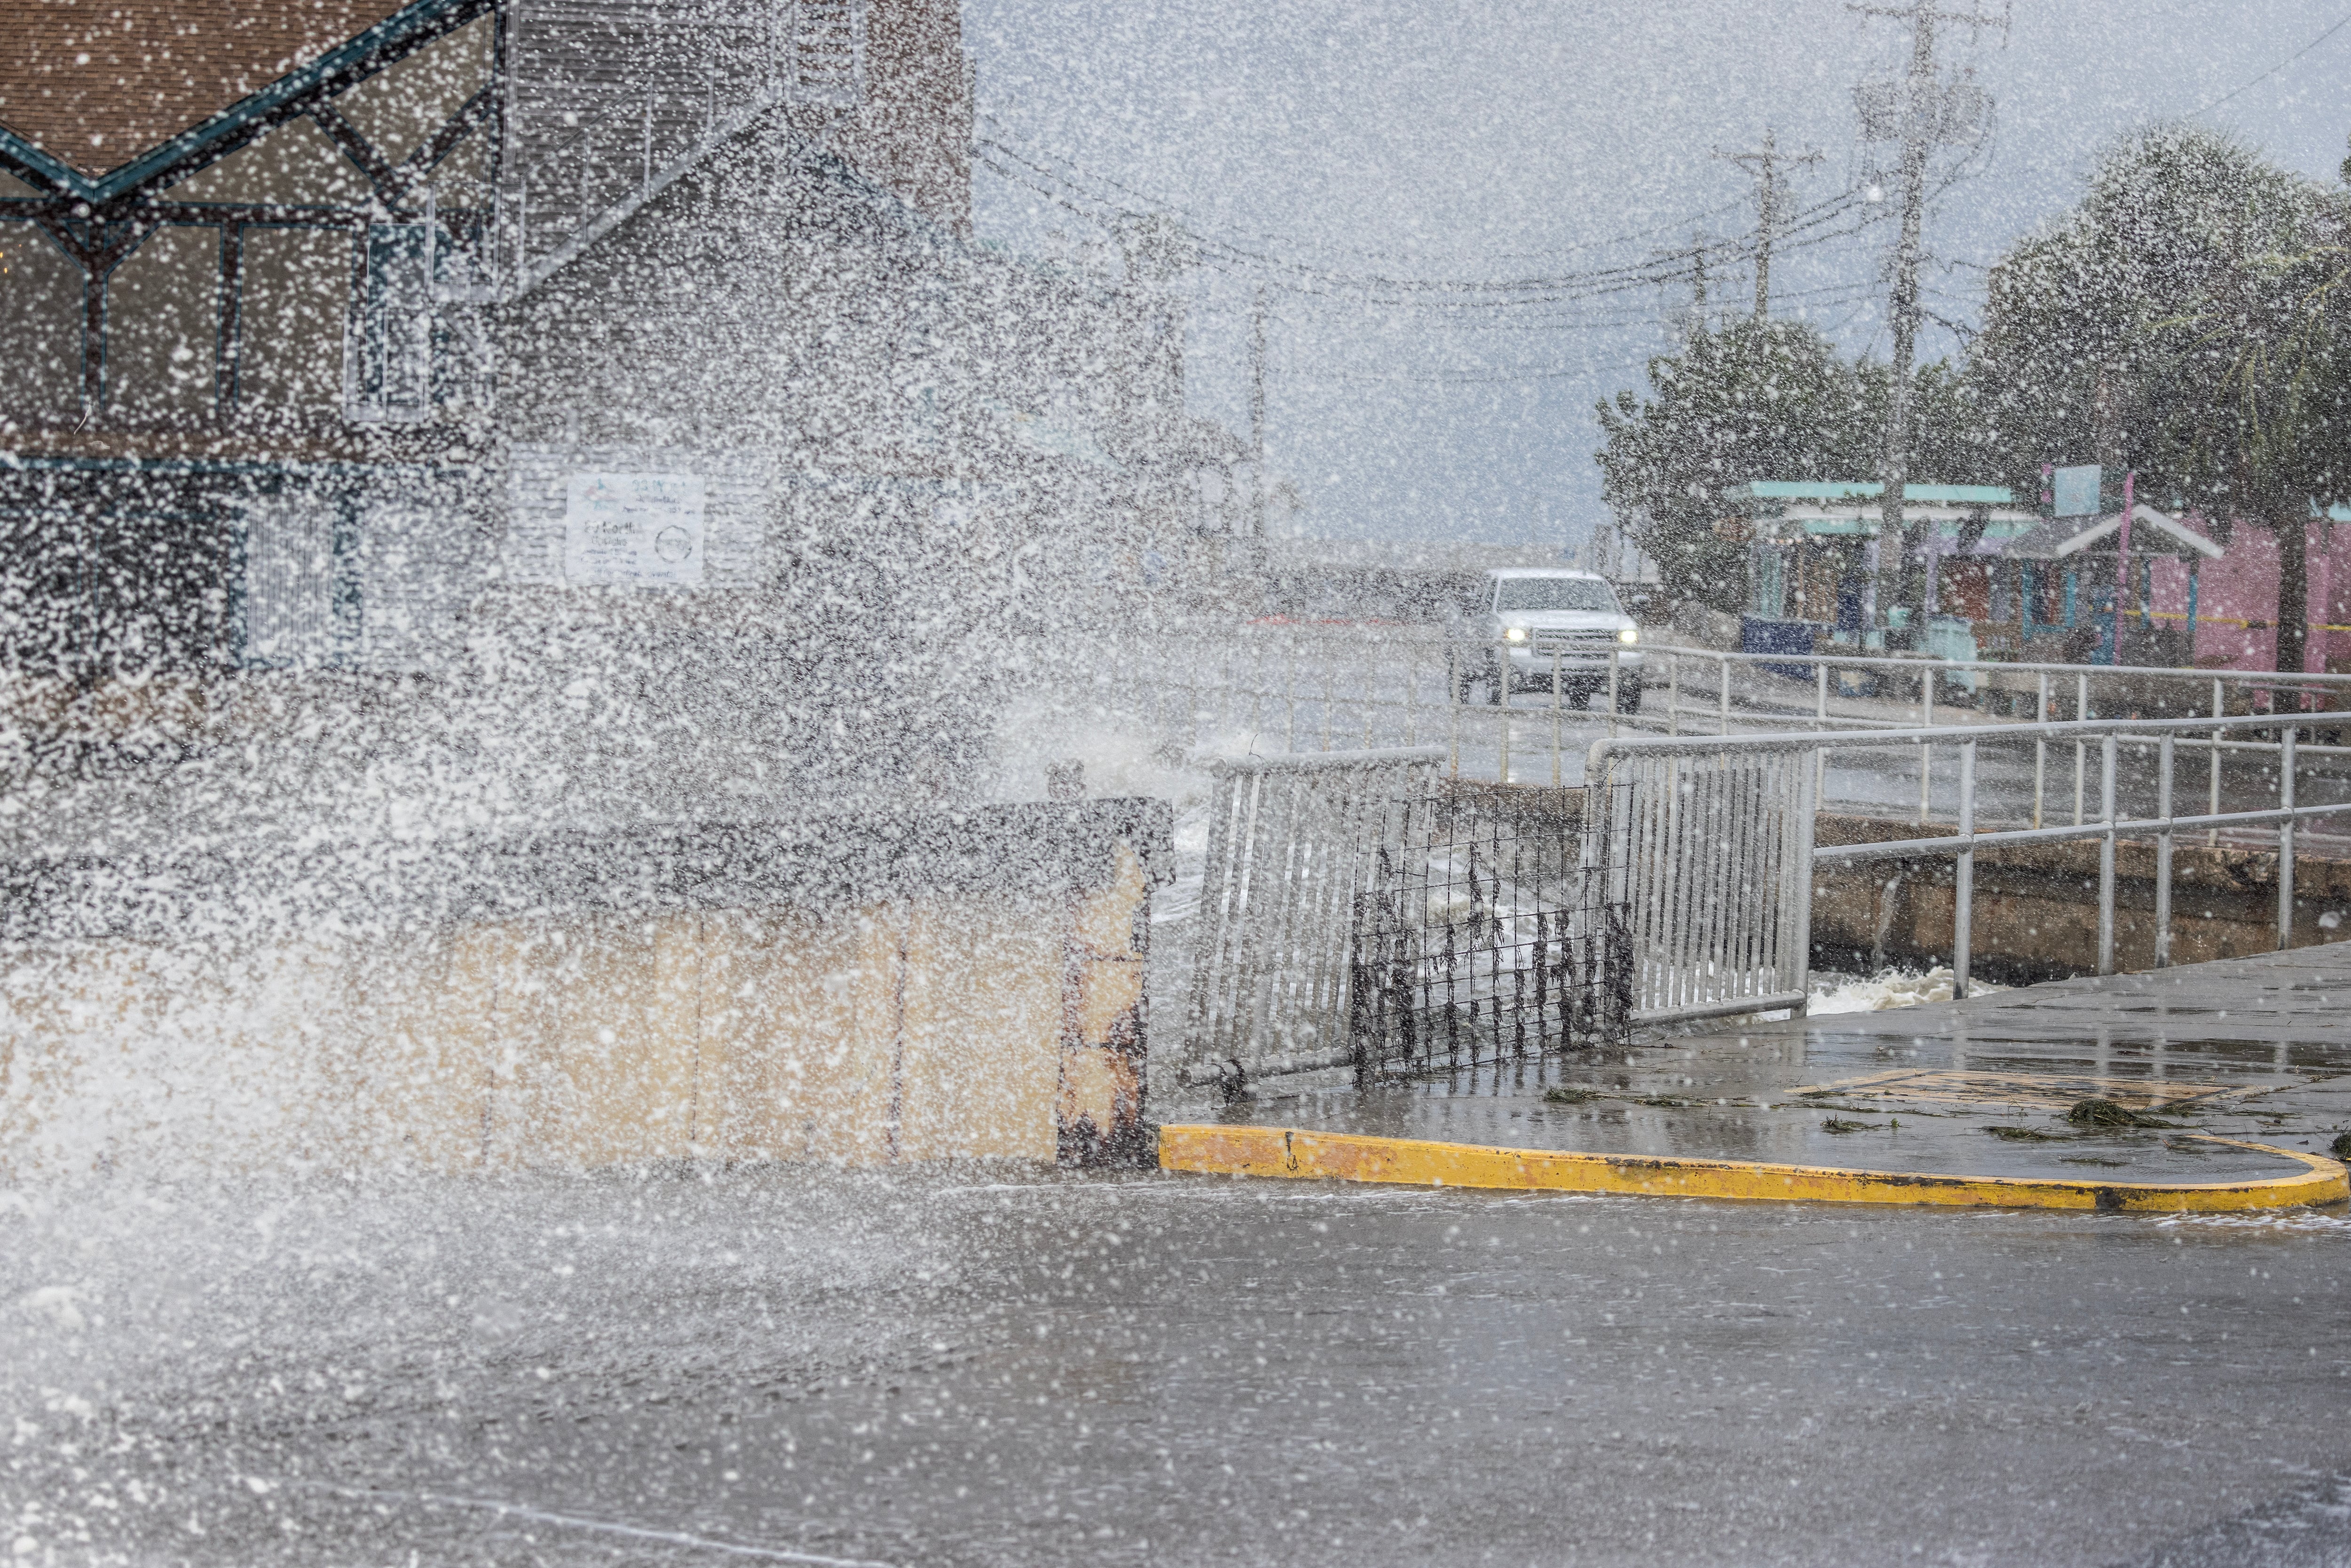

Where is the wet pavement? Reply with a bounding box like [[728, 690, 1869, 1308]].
[[1170, 945, 2351, 1190], [8, 956, 2350, 1567], [6, 1165, 2348, 1568]]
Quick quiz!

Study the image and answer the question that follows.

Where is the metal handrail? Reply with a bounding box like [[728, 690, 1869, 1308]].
[[1211, 745, 1444, 775], [1589, 712, 2331, 1011], [1587, 710, 2329, 757], [1117, 624, 2351, 813], [1631, 638, 2351, 688]]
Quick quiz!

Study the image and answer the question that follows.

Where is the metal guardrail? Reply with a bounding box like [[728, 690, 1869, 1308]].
[[1114, 624, 2351, 807], [1176, 746, 1632, 1090], [1588, 712, 2351, 1022], [1179, 748, 1443, 1089], [1585, 741, 1814, 1027]]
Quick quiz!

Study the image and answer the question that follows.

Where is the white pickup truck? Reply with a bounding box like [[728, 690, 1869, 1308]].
[[1465, 567, 1644, 712]]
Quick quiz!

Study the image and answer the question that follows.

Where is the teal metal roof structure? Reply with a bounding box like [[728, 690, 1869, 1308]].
[[1738, 481, 2016, 504]]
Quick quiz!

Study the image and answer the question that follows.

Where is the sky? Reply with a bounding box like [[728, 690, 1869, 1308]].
[[964, 0, 2351, 552]]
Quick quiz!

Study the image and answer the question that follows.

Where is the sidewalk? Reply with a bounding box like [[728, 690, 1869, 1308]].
[[1158, 945, 2351, 1211]]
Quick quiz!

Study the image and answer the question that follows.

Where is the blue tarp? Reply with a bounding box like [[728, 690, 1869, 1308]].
[[1741, 615, 1822, 681]]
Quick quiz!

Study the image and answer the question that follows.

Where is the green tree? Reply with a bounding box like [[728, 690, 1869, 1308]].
[[1970, 126, 2351, 671], [1594, 319, 1986, 612], [1594, 319, 1875, 610]]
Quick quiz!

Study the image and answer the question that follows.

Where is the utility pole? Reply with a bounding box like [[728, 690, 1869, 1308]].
[[1850, 0, 2007, 631], [1650, 233, 1715, 338], [1248, 282, 1268, 538], [1715, 127, 1821, 320]]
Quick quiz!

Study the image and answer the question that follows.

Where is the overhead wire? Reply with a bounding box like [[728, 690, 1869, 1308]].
[[973, 111, 1757, 267], [2186, 9, 2351, 118], [978, 129, 1881, 303], [975, 113, 1983, 394]]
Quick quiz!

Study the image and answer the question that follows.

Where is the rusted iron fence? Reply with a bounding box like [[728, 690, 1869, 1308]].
[[1350, 781, 1630, 1074]]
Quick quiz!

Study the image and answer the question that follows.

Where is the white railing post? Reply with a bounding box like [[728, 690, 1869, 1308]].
[[1716, 652, 1730, 734], [2209, 676, 2224, 847], [1919, 671, 1935, 826], [1669, 652, 1681, 737], [1814, 655, 1827, 804], [1791, 742, 1816, 1018], [1498, 639, 1513, 784], [2155, 732, 2175, 969], [2279, 724, 2297, 951], [1954, 738, 1976, 1000], [2074, 673, 2090, 827], [2033, 670, 2049, 829], [1550, 651, 1563, 788], [2098, 732, 2118, 976], [1608, 649, 1622, 741]]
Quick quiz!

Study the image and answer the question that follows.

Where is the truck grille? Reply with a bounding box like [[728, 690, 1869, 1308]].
[[1531, 634, 1621, 656]]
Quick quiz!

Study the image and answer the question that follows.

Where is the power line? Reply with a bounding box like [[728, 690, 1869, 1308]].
[[978, 129, 1876, 301], [1279, 355, 1670, 386], [1275, 287, 1887, 381], [973, 113, 1755, 268], [1416, 284, 1886, 333], [981, 139, 1695, 296], [2187, 9, 2351, 118], [981, 152, 1889, 316]]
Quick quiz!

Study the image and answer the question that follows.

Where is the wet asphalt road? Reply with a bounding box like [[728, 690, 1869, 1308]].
[[7, 1166, 2348, 1568]]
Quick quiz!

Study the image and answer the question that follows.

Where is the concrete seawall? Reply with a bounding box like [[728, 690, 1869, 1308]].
[[1810, 812, 2351, 980], [0, 804, 1169, 1179]]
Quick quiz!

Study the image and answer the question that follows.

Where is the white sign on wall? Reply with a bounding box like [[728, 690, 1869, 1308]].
[[562, 472, 705, 586]]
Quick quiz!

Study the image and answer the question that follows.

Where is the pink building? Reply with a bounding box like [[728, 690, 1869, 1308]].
[[2145, 513, 2351, 673]]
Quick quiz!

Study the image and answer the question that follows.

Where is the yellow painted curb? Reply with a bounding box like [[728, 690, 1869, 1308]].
[[1156, 1124, 2350, 1213]]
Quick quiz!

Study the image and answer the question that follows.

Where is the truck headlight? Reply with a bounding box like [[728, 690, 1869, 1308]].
[[1617, 627, 1639, 645], [1503, 627, 1529, 644]]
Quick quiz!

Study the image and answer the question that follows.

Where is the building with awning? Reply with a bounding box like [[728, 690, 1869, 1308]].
[[1733, 481, 2036, 644]]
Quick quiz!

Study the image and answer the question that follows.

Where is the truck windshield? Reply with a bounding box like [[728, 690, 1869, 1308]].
[[1493, 577, 1620, 614]]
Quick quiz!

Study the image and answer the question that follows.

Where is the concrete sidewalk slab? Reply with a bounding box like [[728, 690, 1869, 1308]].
[[1158, 945, 2351, 1209]]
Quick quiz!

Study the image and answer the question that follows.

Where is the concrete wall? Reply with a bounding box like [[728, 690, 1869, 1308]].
[[0, 840, 1153, 1181], [0, 801, 1166, 1179], [1810, 812, 2351, 980]]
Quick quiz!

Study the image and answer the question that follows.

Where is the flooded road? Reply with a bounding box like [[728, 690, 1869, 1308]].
[[8, 1166, 2346, 1567]]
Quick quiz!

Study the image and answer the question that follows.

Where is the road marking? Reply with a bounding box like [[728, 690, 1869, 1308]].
[[1157, 1125, 2349, 1212], [292, 1484, 898, 1568]]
